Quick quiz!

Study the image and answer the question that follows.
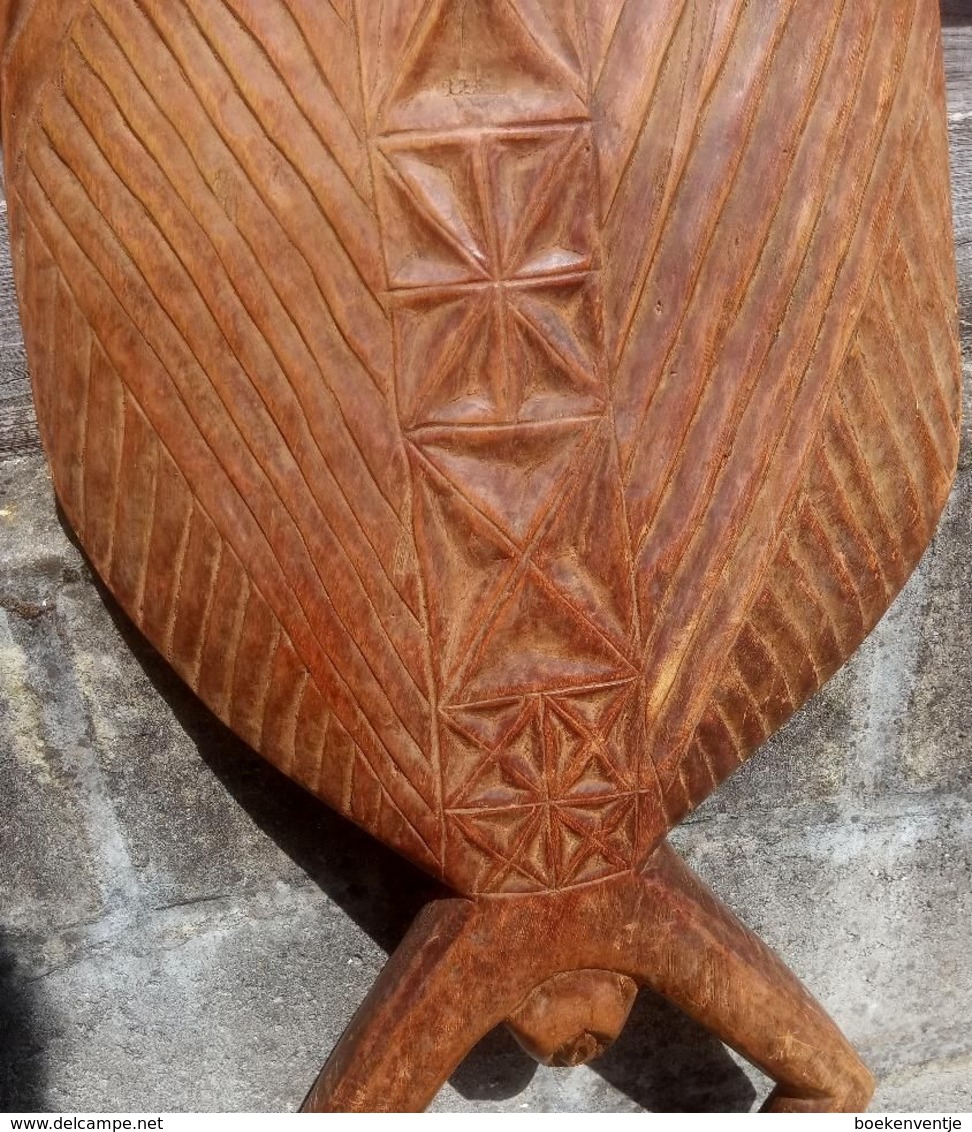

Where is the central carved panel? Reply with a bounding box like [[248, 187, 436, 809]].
[[372, 5, 647, 892], [379, 125, 602, 426]]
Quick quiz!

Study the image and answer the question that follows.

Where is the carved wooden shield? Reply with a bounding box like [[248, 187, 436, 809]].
[[1, 0, 960, 900]]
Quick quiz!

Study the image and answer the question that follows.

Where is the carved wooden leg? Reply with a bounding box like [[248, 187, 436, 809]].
[[300, 897, 542, 1112], [301, 892, 643, 1111], [629, 844, 875, 1113], [303, 844, 873, 1113]]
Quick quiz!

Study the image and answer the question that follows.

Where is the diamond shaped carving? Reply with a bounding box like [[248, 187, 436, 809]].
[[441, 696, 544, 808], [376, 138, 489, 288], [412, 419, 591, 545], [442, 684, 642, 889], [379, 0, 586, 133], [459, 569, 635, 703], [371, 21, 644, 893], [554, 795, 637, 886], [395, 276, 604, 427], [548, 681, 639, 796], [381, 126, 596, 287]]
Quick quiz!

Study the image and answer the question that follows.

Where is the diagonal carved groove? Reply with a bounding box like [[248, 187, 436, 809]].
[[18, 173, 441, 850], [1, 0, 961, 901], [90, 0, 407, 515], [63, 31, 429, 664]]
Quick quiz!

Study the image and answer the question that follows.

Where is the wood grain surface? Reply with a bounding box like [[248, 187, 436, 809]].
[[2, 0, 961, 899], [0, 0, 963, 1113]]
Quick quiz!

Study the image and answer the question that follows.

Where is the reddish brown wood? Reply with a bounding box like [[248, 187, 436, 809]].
[[301, 845, 875, 1113], [0, 0, 961, 1113]]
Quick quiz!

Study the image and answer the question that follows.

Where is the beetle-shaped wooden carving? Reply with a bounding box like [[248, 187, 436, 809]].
[[1, 0, 961, 1112]]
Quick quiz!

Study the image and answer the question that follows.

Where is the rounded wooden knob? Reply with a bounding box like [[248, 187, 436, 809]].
[[506, 970, 639, 1068]]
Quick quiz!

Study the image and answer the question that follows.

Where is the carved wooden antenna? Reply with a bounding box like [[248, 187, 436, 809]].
[[1, 0, 960, 1112]]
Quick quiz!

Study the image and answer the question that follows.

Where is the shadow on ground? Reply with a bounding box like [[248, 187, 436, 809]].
[[593, 989, 758, 1112], [76, 515, 756, 1113], [449, 988, 757, 1111], [0, 937, 46, 1111]]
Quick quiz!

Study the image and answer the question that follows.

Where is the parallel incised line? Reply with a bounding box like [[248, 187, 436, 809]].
[[63, 35, 428, 680], [20, 177, 441, 853]]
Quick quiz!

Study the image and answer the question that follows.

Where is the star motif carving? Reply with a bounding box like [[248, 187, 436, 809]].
[[372, 64, 637, 890], [441, 683, 641, 890], [379, 125, 605, 427]]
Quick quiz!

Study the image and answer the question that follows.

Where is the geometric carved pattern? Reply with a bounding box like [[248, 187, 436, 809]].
[[440, 682, 641, 891], [3, 0, 960, 897], [383, 127, 602, 427], [373, 9, 645, 890], [668, 83, 963, 824]]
